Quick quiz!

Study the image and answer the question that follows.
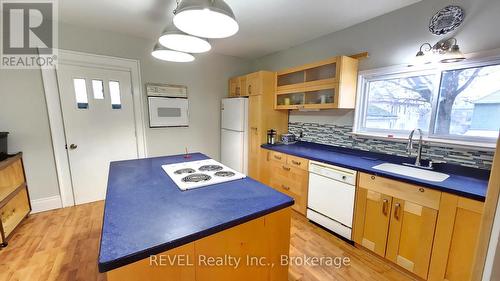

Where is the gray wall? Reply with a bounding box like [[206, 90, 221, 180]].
[[253, 0, 500, 125], [0, 22, 251, 200]]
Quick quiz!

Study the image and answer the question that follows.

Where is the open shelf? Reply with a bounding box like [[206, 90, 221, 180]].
[[274, 56, 358, 110]]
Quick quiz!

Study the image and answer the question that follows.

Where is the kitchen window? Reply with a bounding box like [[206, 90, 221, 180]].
[[354, 57, 500, 145]]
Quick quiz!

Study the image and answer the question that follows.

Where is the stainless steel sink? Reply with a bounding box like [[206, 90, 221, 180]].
[[372, 163, 450, 182]]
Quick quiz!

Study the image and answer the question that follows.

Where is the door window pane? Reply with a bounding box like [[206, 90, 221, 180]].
[[364, 74, 435, 132], [434, 64, 500, 138], [73, 78, 88, 109], [92, 80, 104, 100], [109, 81, 122, 109]]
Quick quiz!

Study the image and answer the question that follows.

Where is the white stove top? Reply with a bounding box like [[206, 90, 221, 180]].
[[162, 159, 246, 191]]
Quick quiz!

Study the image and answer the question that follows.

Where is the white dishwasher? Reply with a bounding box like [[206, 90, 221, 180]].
[[307, 161, 357, 240]]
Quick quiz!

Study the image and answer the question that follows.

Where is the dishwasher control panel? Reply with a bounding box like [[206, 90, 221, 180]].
[[309, 161, 357, 186]]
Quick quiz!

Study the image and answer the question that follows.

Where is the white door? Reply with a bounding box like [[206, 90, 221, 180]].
[[57, 64, 138, 205]]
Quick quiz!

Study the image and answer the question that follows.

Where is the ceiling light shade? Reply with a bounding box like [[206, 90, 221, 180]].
[[159, 26, 211, 53], [151, 44, 195, 62], [440, 44, 466, 63], [173, 0, 239, 39]]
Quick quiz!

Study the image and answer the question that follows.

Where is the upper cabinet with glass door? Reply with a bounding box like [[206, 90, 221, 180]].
[[275, 56, 359, 110]]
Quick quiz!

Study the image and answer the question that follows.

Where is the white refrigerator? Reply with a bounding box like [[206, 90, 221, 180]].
[[221, 98, 248, 174]]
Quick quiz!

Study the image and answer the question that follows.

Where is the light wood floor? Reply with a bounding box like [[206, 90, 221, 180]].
[[0, 202, 415, 281]]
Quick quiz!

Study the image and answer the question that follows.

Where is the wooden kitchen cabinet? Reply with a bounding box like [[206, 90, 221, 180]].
[[275, 56, 358, 110], [229, 77, 239, 97], [228, 76, 247, 97], [385, 198, 438, 279], [245, 72, 261, 96], [354, 172, 484, 281], [354, 173, 441, 279], [428, 194, 484, 281], [263, 150, 309, 215], [108, 208, 292, 281], [353, 187, 392, 257], [245, 72, 288, 182]]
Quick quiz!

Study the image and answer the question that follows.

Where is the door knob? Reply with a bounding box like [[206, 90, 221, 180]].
[[69, 144, 78, 150]]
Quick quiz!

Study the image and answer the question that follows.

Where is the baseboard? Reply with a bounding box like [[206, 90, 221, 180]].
[[30, 195, 63, 214]]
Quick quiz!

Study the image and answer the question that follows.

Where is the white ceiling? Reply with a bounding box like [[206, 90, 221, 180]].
[[58, 0, 421, 59]]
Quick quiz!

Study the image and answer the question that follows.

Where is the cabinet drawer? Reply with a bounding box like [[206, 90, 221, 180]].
[[1, 187, 30, 237], [286, 155, 308, 171], [358, 173, 441, 210], [0, 159, 25, 202], [269, 151, 286, 164], [269, 162, 308, 215]]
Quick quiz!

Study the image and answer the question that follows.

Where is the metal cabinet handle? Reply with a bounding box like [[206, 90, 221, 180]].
[[248, 85, 252, 95], [274, 155, 282, 160], [281, 184, 290, 191], [394, 203, 401, 220], [69, 144, 78, 150], [419, 188, 425, 193], [282, 165, 290, 171], [291, 160, 301, 166], [371, 175, 376, 180], [382, 199, 389, 216]]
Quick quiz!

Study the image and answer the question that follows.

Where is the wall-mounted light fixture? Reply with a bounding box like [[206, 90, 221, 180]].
[[409, 38, 465, 67]]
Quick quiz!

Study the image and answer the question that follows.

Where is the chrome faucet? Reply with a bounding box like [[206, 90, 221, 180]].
[[406, 129, 424, 167]]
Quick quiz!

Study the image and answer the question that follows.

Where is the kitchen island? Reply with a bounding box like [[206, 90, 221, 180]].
[[98, 153, 294, 281]]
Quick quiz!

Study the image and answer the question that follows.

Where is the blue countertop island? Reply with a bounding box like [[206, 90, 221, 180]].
[[262, 142, 490, 201], [98, 153, 294, 273]]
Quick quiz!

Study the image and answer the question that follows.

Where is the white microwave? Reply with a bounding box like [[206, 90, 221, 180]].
[[146, 83, 189, 128]]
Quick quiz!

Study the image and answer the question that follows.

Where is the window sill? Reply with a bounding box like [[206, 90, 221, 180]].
[[350, 131, 497, 151]]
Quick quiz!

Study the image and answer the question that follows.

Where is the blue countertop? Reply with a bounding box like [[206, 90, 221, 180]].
[[98, 153, 294, 273], [262, 142, 490, 201]]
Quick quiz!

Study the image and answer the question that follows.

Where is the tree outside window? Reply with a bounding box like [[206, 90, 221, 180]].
[[358, 61, 500, 142]]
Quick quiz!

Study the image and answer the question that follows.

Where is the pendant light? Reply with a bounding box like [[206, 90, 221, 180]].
[[173, 0, 239, 39], [159, 25, 211, 53], [151, 44, 195, 62]]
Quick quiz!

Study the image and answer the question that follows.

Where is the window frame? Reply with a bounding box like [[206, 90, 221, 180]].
[[354, 55, 500, 146]]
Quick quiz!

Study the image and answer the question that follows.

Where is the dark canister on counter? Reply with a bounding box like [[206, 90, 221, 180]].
[[267, 129, 277, 145]]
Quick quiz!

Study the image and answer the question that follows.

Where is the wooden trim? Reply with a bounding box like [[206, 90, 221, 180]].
[[349, 52, 369, 60], [471, 135, 500, 281]]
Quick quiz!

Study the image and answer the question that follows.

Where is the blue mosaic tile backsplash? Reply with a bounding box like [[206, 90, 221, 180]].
[[288, 122, 494, 170]]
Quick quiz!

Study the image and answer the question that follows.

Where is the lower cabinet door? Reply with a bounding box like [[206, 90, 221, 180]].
[[428, 194, 484, 281], [353, 188, 392, 257], [386, 198, 438, 279]]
